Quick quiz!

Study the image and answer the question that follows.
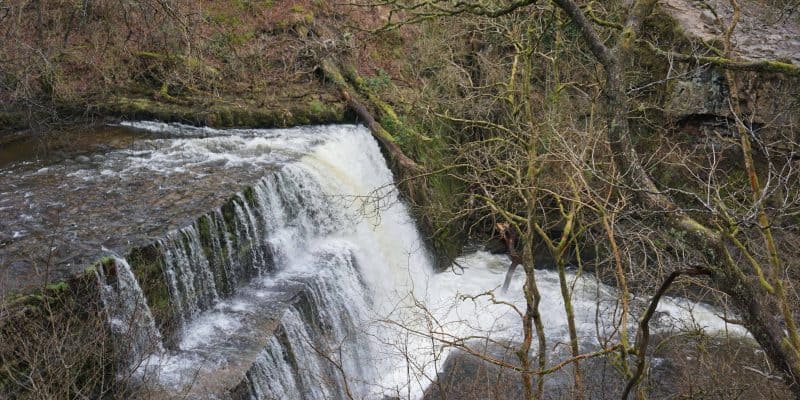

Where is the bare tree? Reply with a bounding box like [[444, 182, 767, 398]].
[[357, 0, 800, 397]]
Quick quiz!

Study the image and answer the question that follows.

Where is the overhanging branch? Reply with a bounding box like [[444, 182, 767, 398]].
[[644, 41, 800, 76], [622, 265, 713, 398]]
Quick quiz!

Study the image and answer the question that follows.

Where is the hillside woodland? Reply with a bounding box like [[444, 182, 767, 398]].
[[2, 0, 800, 398]]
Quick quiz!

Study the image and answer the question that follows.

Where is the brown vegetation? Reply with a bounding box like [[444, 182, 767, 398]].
[[0, 271, 115, 399], [1, 0, 799, 399], [0, 0, 413, 131]]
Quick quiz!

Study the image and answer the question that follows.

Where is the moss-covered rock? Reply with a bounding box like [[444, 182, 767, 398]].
[[126, 244, 174, 339], [99, 95, 349, 129]]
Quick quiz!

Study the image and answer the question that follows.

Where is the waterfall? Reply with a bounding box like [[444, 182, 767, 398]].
[[155, 157, 347, 331], [95, 123, 746, 399], [96, 256, 164, 371], [240, 243, 375, 400]]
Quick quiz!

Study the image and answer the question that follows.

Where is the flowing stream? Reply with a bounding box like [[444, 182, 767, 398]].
[[96, 123, 745, 399]]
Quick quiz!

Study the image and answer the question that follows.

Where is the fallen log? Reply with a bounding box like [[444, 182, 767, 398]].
[[318, 58, 422, 175]]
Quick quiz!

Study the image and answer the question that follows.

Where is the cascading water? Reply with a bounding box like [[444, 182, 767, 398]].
[[96, 123, 746, 399], [96, 256, 164, 371], [240, 244, 375, 400]]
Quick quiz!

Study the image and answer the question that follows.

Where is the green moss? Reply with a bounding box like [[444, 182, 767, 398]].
[[220, 200, 239, 240], [338, 63, 431, 149], [761, 60, 800, 76], [362, 69, 392, 91], [219, 108, 235, 126], [197, 214, 212, 240], [289, 5, 314, 23], [233, 0, 274, 11], [292, 110, 310, 125], [158, 82, 176, 101], [45, 281, 69, 292], [103, 95, 346, 129], [217, 226, 230, 265], [6, 293, 44, 308], [237, 242, 253, 261], [308, 99, 326, 116], [196, 214, 217, 262], [320, 59, 347, 87], [207, 10, 243, 26], [242, 186, 257, 206], [126, 245, 172, 332]]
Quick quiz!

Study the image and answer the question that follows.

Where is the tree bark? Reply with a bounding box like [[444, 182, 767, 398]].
[[498, 222, 523, 292]]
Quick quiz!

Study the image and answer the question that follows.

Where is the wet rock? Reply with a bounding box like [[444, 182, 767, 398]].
[[650, 310, 675, 330], [423, 350, 525, 400], [660, 0, 800, 150], [662, 0, 800, 64], [424, 335, 790, 400], [199, 159, 228, 168], [0, 123, 335, 294], [665, 68, 728, 118]]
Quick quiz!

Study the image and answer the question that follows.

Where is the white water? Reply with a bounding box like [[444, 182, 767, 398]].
[[99, 124, 747, 399], [69, 121, 342, 181], [96, 257, 164, 371]]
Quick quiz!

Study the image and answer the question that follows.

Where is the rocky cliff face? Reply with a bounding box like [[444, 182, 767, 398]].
[[659, 0, 799, 155], [663, 0, 800, 64]]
